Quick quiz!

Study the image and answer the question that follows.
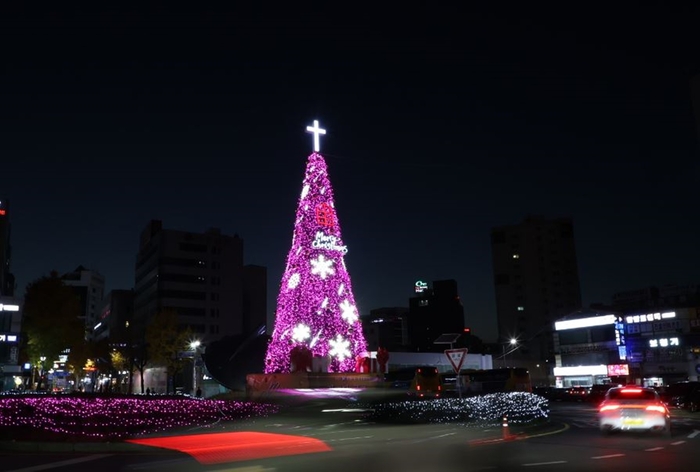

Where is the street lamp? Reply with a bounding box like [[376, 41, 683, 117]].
[[502, 338, 518, 367], [189, 340, 201, 397]]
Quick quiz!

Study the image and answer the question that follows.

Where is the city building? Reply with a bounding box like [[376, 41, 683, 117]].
[[552, 309, 627, 388], [491, 216, 582, 363], [362, 307, 410, 352], [133, 220, 266, 345], [61, 266, 105, 339], [0, 296, 22, 391], [94, 290, 134, 344], [0, 198, 15, 297], [611, 284, 700, 312], [407, 279, 465, 352], [623, 307, 700, 386]]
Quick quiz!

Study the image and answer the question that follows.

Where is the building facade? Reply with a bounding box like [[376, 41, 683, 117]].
[[407, 279, 465, 352], [0, 198, 15, 297], [133, 220, 265, 345], [61, 266, 106, 339], [491, 216, 582, 363], [94, 290, 135, 344], [362, 306, 410, 352], [552, 309, 628, 387], [623, 307, 700, 386], [0, 297, 22, 391]]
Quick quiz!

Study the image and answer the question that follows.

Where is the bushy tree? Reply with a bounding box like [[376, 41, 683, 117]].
[[21, 272, 84, 389], [147, 309, 193, 394]]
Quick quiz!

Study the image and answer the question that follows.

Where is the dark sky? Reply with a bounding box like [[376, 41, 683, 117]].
[[1, 5, 699, 341]]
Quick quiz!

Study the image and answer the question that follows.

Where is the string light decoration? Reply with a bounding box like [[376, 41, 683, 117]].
[[264, 150, 367, 373], [0, 396, 279, 441], [363, 392, 549, 426]]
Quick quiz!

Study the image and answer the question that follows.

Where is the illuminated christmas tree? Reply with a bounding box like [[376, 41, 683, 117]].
[[264, 120, 368, 373]]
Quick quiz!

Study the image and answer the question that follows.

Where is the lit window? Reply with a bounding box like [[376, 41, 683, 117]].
[[512, 254, 520, 259], [517, 306, 524, 311]]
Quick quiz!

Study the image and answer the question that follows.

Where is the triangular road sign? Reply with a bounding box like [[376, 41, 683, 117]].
[[445, 348, 468, 373]]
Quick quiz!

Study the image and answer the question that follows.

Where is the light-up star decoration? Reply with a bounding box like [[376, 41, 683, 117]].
[[310, 254, 335, 279], [264, 121, 368, 373], [287, 273, 301, 289], [339, 300, 358, 324], [328, 334, 351, 361], [306, 119, 326, 152], [292, 324, 311, 342]]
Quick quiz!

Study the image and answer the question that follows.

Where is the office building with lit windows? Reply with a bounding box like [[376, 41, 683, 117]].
[[133, 220, 266, 344], [491, 216, 582, 363]]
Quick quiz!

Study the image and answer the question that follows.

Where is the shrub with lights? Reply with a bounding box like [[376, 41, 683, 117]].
[[365, 392, 549, 426], [0, 396, 279, 441], [264, 123, 367, 374]]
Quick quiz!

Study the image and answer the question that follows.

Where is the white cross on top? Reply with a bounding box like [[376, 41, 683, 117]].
[[306, 120, 326, 152]]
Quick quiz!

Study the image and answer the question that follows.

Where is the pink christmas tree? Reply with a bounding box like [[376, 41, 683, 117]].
[[264, 121, 368, 373]]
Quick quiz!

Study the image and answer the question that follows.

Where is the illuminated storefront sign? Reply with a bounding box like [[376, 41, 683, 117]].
[[0, 304, 19, 312], [553, 365, 608, 376], [625, 312, 675, 324], [414, 280, 428, 293], [649, 337, 679, 348], [607, 364, 629, 376], [555, 314, 617, 331], [0, 334, 18, 343]]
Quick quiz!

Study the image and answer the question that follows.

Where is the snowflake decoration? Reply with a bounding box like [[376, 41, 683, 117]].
[[310, 254, 335, 279], [340, 300, 358, 324], [329, 334, 351, 362], [292, 323, 311, 342], [287, 273, 301, 289]]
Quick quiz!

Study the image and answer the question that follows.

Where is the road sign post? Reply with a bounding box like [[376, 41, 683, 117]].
[[445, 348, 468, 398]]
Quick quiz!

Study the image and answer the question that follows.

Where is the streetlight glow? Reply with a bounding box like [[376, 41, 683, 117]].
[[510, 338, 517, 345]]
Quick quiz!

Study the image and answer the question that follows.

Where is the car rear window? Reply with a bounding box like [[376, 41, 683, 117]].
[[607, 388, 657, 401]]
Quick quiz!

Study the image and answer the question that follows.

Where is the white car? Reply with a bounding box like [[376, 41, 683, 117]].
[[599, 386, 671, 436]]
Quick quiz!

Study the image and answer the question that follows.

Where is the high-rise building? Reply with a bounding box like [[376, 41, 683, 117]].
[[133, 220, 266, 344], [0, 198, 15, 297], [491, 216, 582, 363], [362, 306, 409, 351], [61, 265, 105, 338], [95, 289, 134, 344], [691, 74, 700, 146], [407, 279, 465, 352]]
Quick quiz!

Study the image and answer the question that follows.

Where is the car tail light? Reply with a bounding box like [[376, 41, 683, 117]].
[[438, 385, 441, 391], [621, 388, 642, 393], [416, 385, 421, 391], [600, 404, 620, 412], [646, 405, 667, 413]]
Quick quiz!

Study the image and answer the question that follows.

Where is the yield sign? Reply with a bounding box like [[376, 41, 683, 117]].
[[445, 348, 468, 373]]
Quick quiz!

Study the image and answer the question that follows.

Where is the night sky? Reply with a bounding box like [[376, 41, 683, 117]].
[[1, 6, 699, 342]]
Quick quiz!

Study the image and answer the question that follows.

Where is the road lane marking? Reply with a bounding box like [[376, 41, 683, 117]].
[[645, 447, 664, 451], [523, 461, 567, 467], [671, 441, 686, 445], [8, 454, 112, 472], [591, 454, 625, 459], [688, 430, 700, 439]]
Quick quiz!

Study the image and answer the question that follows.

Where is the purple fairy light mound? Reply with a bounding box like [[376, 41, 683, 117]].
[[0, 395, 279, 441]]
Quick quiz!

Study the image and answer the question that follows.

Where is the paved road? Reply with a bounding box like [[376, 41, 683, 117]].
[[2, 395, 699, 471]]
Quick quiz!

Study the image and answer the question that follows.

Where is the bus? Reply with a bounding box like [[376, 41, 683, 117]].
[[441, 368, 532, 395]]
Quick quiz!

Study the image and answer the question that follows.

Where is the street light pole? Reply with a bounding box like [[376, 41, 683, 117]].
[[189, 340, 201, 397]]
